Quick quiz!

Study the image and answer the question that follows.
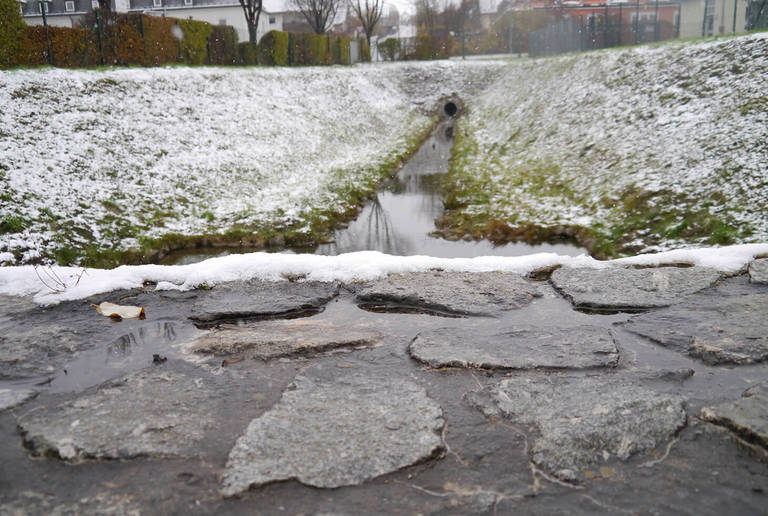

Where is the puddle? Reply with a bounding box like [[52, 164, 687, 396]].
[[164, 120, 586, 266], [4, 321, 202, 394]]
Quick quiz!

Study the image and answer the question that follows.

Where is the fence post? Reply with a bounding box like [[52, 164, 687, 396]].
[[96, 9, 105, 65], [619, 3, 623, 45], [634, 0, 640, 44], [654, 0, 660, 40], [41, 1, 54, 65]]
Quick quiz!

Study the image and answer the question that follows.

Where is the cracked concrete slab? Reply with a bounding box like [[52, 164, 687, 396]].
[[749, 258, 768, 284], [19, 368, 219, 461], [468, 374, 686, 481], [409, 326, 619, 370], [354, 271, 541, 317], [190, 279, 339, 323], [187, 318, 383, 360], [700, 381, 768, 449], [221, 370, 444, 496], [550, 266, 721, 310], [623, 293, 768, 365]]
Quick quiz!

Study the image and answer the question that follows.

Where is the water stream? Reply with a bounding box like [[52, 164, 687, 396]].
[[163, 120, 586, 265]]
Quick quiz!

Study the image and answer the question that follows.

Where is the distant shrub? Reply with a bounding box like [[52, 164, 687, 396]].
[[0, 0, 25, 68], [209, 25, 238, 65], [238, 41, 258, 65], [258, 30, 289, 66], [360, 37, 371, 62], [178, 19, 213, 65], [378, 38, 400, 61]]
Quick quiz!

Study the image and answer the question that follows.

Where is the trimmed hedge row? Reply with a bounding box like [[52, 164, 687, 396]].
[[2, 10, 365, 69], [257, 30, 363, 66], [3, 12, 236, 68]]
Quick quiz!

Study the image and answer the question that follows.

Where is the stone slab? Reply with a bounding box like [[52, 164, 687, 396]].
[[551, 266, 721, 310], [355, 271, 540, 317], [749, 258, 768, 284], [0, 388, 37, 411], [468, 374, 686, 481], [191, 279, 339, 323], [188, 318, 383, 360], [19, 368, 218, 461], [700, 381, 768, 449], [221, 371, 444, 496], [0, 325, 86, 379], [624, 293, 768, 365], [409, 326, 619, 370]]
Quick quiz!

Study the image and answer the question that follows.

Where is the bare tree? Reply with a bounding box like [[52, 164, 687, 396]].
[[239, 0, 264, 46], [349, 0, 385, 47], [291, 0, 342, 34]]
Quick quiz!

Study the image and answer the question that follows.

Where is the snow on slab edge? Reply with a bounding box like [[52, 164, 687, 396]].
[[1, 244, 766, 306]]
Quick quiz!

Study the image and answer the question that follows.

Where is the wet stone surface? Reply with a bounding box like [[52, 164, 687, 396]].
[[355, 271, 541, 316], [190, 279, 340, 323], [700, 381, 768, 449], [0, 388, 36, 411], [19, 367, 221, 461], [221, 367, 444, 496], [749, 258, 768, 283], [624, 293, 768, 365], [468, 373, 687, 481], [1, 266, 768, 514], [551, 266, 721, 310], [409, 326, 619, 370], [188, 318, 383, 360]]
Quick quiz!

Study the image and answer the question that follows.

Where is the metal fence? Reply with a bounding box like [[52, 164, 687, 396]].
[[529, 4, 681, 57]]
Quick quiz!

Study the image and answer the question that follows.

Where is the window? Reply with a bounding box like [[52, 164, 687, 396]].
[[153, 0, 162, 7], [269, 16, 276, 24], [184, 0, 192, 5], [219, 18, 226, 25], [38, 2, 47, 13], [65, 0, 75, 11]]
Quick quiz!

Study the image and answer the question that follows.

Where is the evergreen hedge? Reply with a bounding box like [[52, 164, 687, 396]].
[[209, 25, 238, 65], [258, 30, 289, 65], [178, 19, 212, 65], [0, 0, 25, 68], [238, 42, 258, 65]]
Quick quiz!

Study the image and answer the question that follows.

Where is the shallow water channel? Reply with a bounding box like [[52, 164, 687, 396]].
[[164, 120, 585, 265]]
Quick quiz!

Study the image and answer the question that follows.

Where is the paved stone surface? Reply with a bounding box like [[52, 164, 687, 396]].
[[624, 293, 768, 365], [0, 388, 36, 411], [409, 326, 619, 370], [749, 258, 768, 283], [191, 279, 339, 323], [355, 271, 541, 316], [188, 318, 383, 360], [700, 381, 768, 449], [551, 266, 721, 310], [221, 370, 444, 496], [468, 374, 687, 481], [2, 269, 767, 514], [19, 368, 218, 461]]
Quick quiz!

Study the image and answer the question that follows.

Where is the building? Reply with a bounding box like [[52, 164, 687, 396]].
[[19, 0, 289, 44]]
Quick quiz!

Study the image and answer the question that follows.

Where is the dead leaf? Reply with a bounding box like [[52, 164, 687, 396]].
[[222, 355, 245, 367], [93, 302, 146, 320]]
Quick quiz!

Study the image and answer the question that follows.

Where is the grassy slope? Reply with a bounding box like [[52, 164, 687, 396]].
[[442, 33, 768, 258], [0, 61, 502, 267]]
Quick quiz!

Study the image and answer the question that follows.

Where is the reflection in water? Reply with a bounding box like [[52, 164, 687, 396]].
[[106, 323, 179, 363], [317, 121, 587, 258]]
